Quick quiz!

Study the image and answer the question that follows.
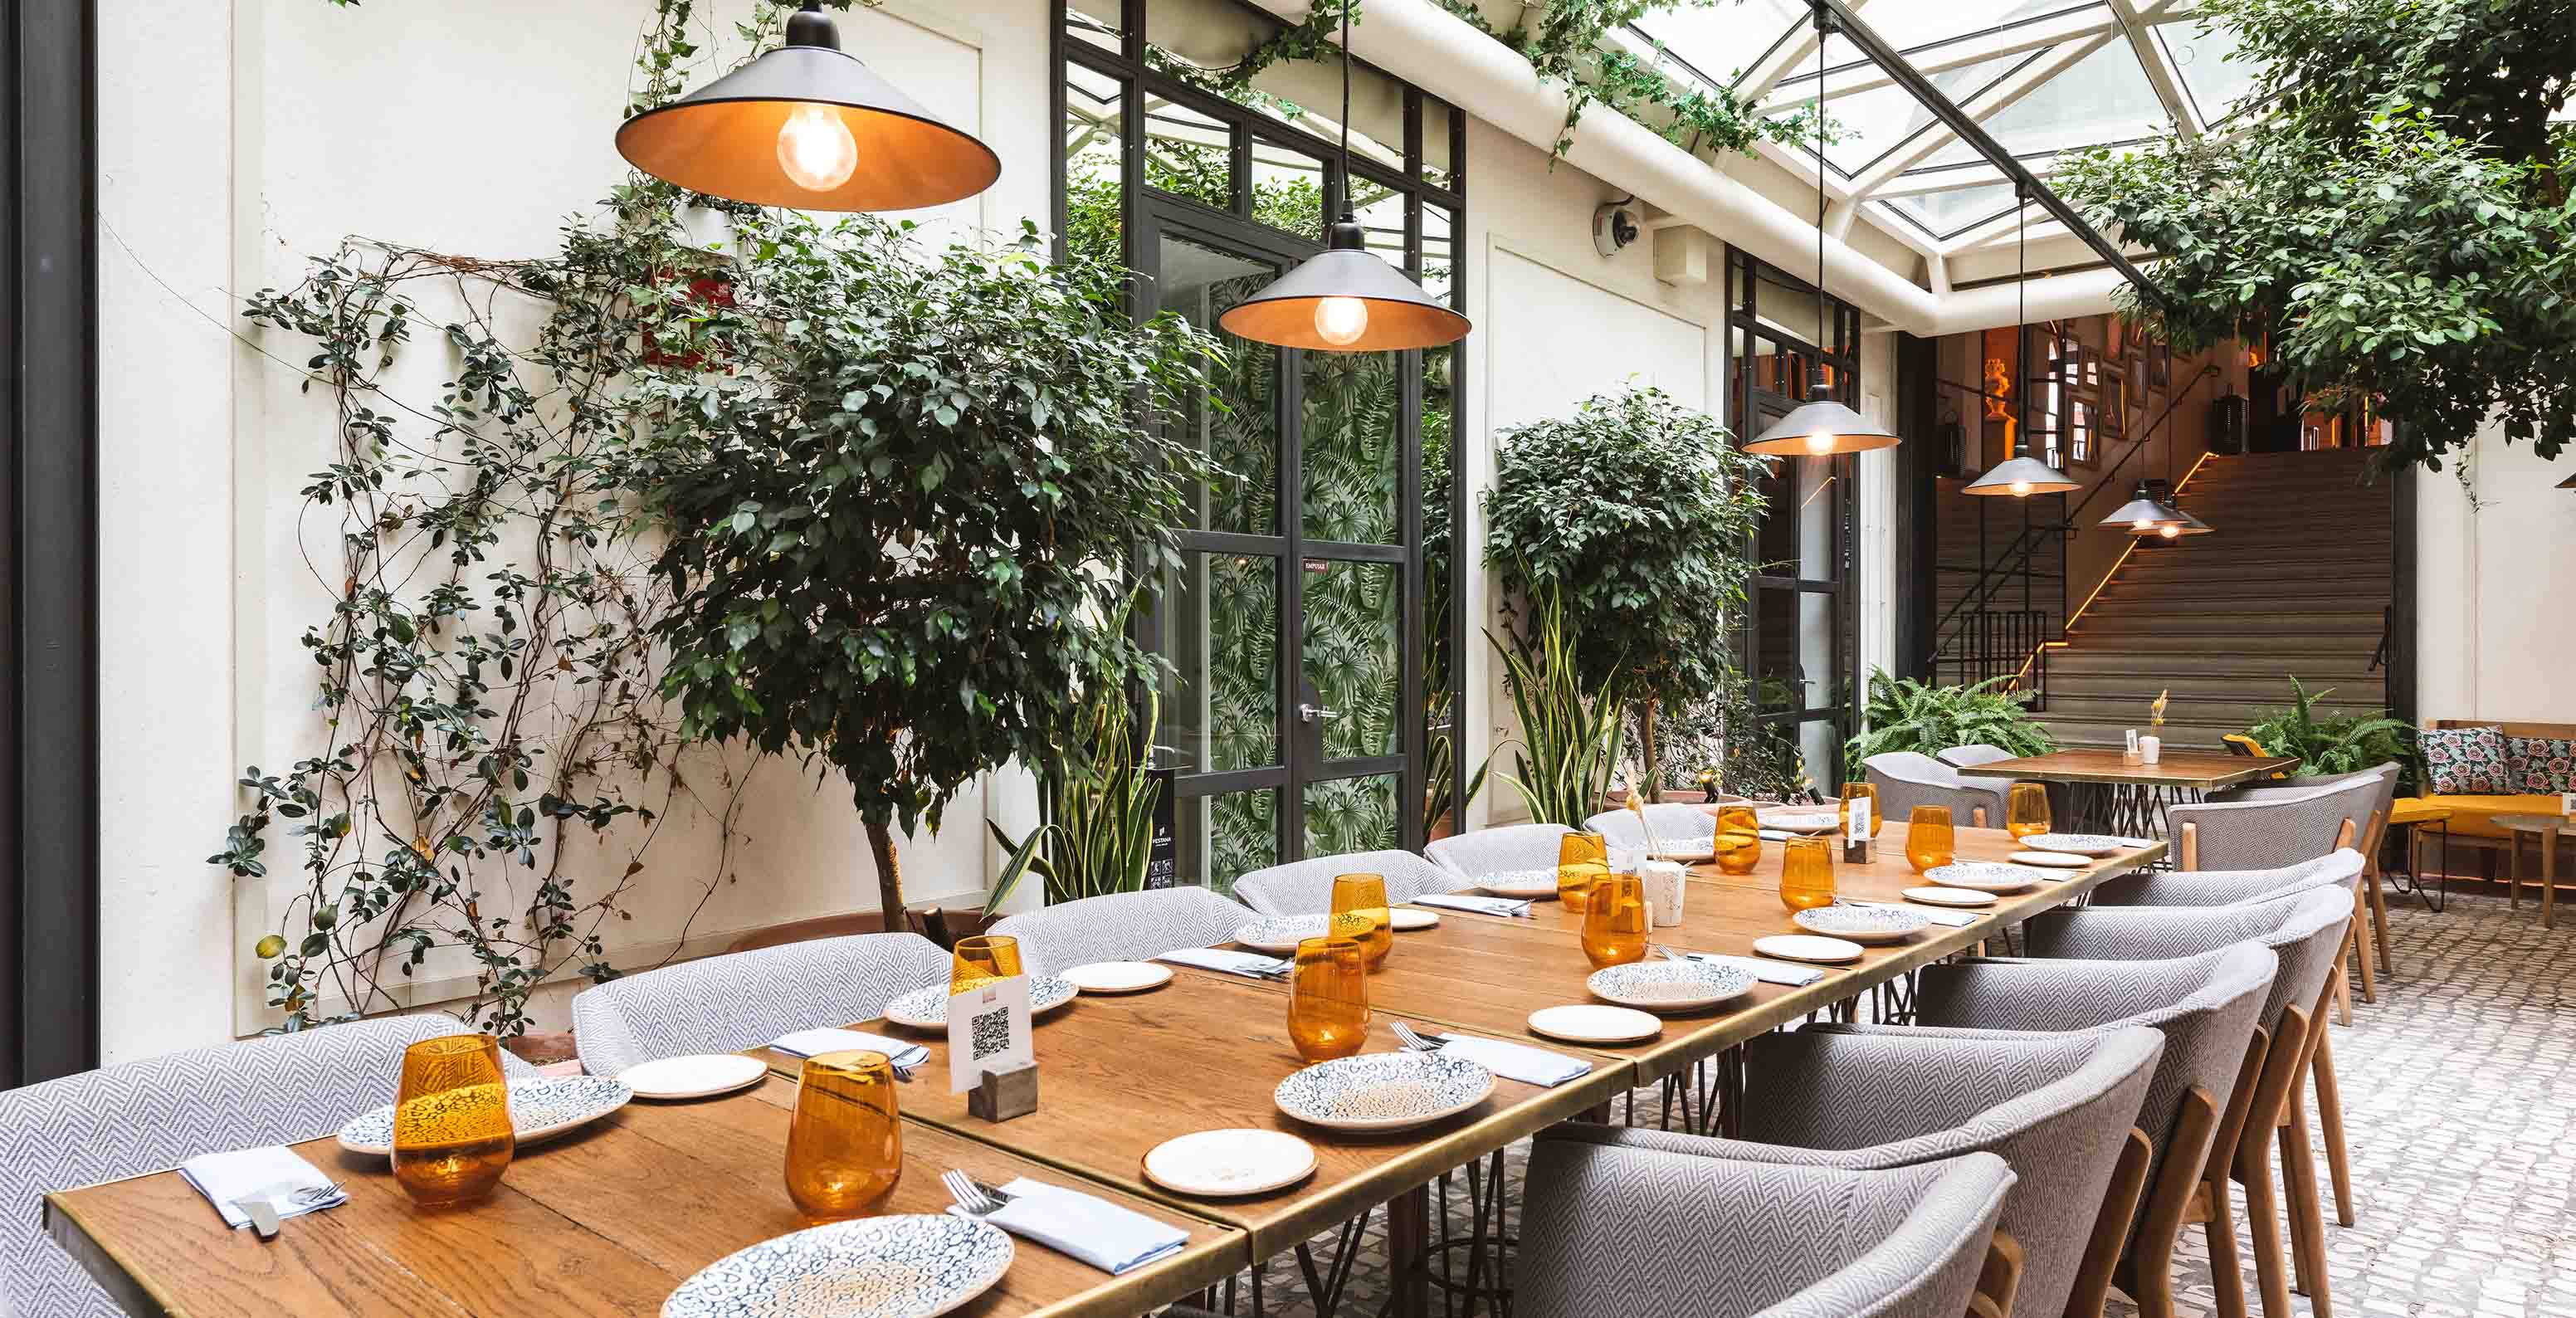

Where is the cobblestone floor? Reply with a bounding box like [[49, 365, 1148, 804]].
[[1186, 885, 2567, 1318]]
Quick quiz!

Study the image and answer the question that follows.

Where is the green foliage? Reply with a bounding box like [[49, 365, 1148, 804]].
[[1483, 384, 1770, 790], [983, 652, 1167, 914], [1844, 671, 2056, 778], [1486, 581, 1631, 825], [641, 211, 1223, 920], [2246, 677, 2423, 780], [2054, 0, 2576, 471]]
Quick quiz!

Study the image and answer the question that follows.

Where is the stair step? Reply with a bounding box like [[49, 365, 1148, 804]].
[[2072, 613, 2387, 636], [2044, 671, 2384, 700], [2038, 695, 2385, 725]]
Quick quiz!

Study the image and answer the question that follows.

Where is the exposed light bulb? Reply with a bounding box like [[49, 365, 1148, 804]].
[[2133, 517, 2156, 531], [2008, 479, 2032, 496], [1804, 431, 1837, 455], [1313, 296, 1369, 347], [776, 103, 859, 193], [2159, 523, 2182, 539]]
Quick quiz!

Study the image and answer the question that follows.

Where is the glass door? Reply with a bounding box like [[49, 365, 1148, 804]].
[[1139, 199, 1416, 894]]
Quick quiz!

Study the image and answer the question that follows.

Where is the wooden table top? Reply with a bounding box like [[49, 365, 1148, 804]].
[[2491, 813, 2574, 833], [44, 1073, 1242, 1318], [1973, 748, 2300, 789]]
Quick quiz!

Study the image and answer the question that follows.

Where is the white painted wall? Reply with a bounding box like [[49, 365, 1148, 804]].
[[2415, 424, 2576, 722]]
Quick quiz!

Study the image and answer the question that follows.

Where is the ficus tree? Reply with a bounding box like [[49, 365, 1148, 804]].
[[639, 210, 1222, 924], [2054, 0, 2576, 471]]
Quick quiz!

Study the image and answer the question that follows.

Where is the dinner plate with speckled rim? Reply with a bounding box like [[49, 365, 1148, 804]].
[[1143, 1128, 1320, 1197], [880, 976, 1079, 1029], [661, 1214, 1012, 1318], [1583, 959, 1757, 1013], [620, 1053, 771, 1101], [1750, 934, 1866, 965], [2009, 850, 2094, 869], [2021, 832, 2130, 857], [1925, 861, 2056, 892], [1474, 869, 1563, 899], [1902, 886, 1999, 909], [1060, 960, 1173, 994], [338, 1076, 635, 1156], [1792, 905, 1931, 945], [1233, 913, 1381, 954], [1526, 1003, 1664, 1043], [1273, 1051, 1495, 1132], [1390, 906, 1441, 930], [1757, 809, 1840, 833]]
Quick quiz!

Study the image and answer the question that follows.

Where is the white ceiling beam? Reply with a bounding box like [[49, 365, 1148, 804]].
[[2108, 0, 2203, 138], [1735, 0, 1871, 103], [1756, 6, 2119, 110]]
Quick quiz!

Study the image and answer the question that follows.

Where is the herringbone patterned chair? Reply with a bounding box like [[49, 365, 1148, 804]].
[[1517, 1141, 2017, 1318], [0, 1015, 539, 1316], [1232, 849, 1472, 916], [984, 886, 1251, 975], [1866, 751, 2012, 829], [1940, 745, 2069, 819], [2213, 763, 2401, 997], [2165, 775, 2382, 873], [570, 931, 949, 1077], [2089, 850, 2364, 910], [1422, 823, 1573, 879], [1563, 1026, 2159, 1318], [1582, 802, 1731, 851]]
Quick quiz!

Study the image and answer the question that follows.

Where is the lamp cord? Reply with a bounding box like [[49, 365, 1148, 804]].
[[1339, 0, 1354, 224], [1815, 5, 1828, 377], [2015, 182, 2027, 460]]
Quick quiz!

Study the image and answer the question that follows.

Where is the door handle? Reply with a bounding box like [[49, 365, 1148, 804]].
[[1297, 703, 1342, 724]]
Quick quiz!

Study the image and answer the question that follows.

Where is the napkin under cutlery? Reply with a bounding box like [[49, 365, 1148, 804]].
[[1671, 951, 1828, 987], [1430, 1034, 1592, 1087], [1843, 899, 1981, 928], [1412, 893, 1533, 918], [951, 1178, 1190, 1274], [768, 1027, 930, 1070], [178, 1145, 345, 1233], [1155, 947, 1291, 979]]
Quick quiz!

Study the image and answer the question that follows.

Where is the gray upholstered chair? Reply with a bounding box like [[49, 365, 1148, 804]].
[[1548, 1026, 2159, 1318], [983, 886, 1251, 975], [1518, 1141, 2017, 1318], [1583, 802, 1731, 852], [2091, 849, 2364, 910], [1423, 822, 1573, 879], [0, 1015, 539, 1317], [571, 931, 949, 1076], [1937, 744, 2018, 769], [1232, 848, 1471, 915], [2164, 774, 2382, 872], [1835, 942, 2276, 1318], [2213, 762, 2400, 994], [1866, 750, 2011, 829], [2022, 889, 2357, 1318]]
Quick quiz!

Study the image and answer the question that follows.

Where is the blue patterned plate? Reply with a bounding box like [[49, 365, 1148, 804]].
[[880, 977, 1079, 1030], [1273, 1051, 1494, 1132], [1233, 913, 1382, 954], [1793, 905, 1931, 945], [336, 1075, 634, 1156], [1925, 862, 2055, 892], [661, 1214, 1012, 1318], [1584, 959, 1756, 1012], [2022, 832, 2130, 857], [1474, 868, 1560, 899]]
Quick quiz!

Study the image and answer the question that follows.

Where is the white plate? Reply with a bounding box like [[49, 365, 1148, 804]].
[[1390, 907, 1441, 930], [2011, 850, 2094, 869], [1792, 906, 1930, 945], [1751, 933, 1866, 964], [1061, 960, 1173, 994], [1758, 809, 1839, 833], [1903, 886, 1999, 909], [338, 1076, 634, 1156], [2022, 832, 2130, 857], [1925, 862, 2056, 892], [1475, 868, 1561, 899], [1527, 1003, 1664, 1043], [620, 1053, 770, 1101], [881, 976, 1080, 1029], [1273, 1052, 1495, 1132], [1584, 960, 1756, 1013], [661, 1214, 1012, 1318], [1143, 1128, 1319, 1197]]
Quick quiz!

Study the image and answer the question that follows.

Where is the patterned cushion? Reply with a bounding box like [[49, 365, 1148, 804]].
[[1423, 823, 1574, 879], [1232, 850, 1475, 916], [2422, 725, 2510, 793], [2504, 735, 2576, 794], [985, 887, 1253, 976], [570, 932, 951, 1077]]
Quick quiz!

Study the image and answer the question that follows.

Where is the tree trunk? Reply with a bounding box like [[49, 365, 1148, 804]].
[[863, 818, 908, 936], [1637, 695, 1661, 803]]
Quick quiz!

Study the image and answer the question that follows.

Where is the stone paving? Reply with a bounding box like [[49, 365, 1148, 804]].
[[1186, 885, 2569, 1318]]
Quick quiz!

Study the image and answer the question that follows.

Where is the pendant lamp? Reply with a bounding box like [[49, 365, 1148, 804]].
[[1218, 2, 1470, 352], [615, 2, 1000, 212], [2102, 480, 2186, 535], [1964, 186, 2077, 495], [1746, 4, 1900, 457], [2559, 471, 2576, 490]]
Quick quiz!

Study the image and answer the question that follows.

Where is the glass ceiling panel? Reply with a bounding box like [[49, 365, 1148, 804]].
[[1921, 37, 2166, 168], [1910, 180, 2019, 231], [1818, 48, 2037, 173], [1824, 1, 2099, 63], [1631, 0, 1804, 85], [2157, 21, 2261, 125]]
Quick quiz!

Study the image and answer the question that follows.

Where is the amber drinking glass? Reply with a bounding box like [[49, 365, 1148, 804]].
[[1838, 782, 1881, 839], [1580, 872, 1651, 968], [1778, 837, 1836, 912], [391, 1033, 515, 1208], [1711, 804, 1762, 876], [1329, 872, 1393, 968], [1556, 832, 1610, 912], [1288, 935, 1370, 1062], [1906, 805, 1958, 872], [2007, 783, 2052, 841], [949, 935, 1022, 996], [783, 1049, 903, 1223]]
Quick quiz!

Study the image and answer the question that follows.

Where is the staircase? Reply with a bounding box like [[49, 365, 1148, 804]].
[[1932, 484, 2066, 688], [2037, 448, 2394, 750]]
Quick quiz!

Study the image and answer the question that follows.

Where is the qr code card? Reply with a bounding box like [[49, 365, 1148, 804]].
[[947, 974, 1033, 1093]]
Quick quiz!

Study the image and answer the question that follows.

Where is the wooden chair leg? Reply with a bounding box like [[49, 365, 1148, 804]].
[[2070, 1129, 2154, 1318], [2347, 916, 2377, 1005], [2369, 866, 2393, 978], [2131, 1089, 2223, 1318], [1977, 1231, 2026, 1318], [2238, 1136, 2295, 1318], [2313, 1026, 2356, 1227], [2180, 821, 2198, 871], [2203, 1178, 2249, 1318], [2278, 1088, 2334, 1318], [2331, 959, 2352, 1027]]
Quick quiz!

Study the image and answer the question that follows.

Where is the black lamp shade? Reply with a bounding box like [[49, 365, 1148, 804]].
[[2560, 470, 2576, 490], [1217, 244, 1471, 352], [1964, 454, 2080, 496], [616, 36, 999, 212], [1744, 398, 1900, 456]]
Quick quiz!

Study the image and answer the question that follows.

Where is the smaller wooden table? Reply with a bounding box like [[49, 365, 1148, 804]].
[[2493, 813, 2571, 929], [1972, 749, 2303, 838]]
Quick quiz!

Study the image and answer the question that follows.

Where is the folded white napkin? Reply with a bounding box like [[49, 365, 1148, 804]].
[[178, 1145, 345, 1231], [1155, 947, 1290, 978], [950, 1178, 1190, 1274], [1412, 893, 1531, 917], [1678, 952, 1827, 987], [1432, 1035, 1592, 1087], [769, 1028, 929, 1069], [2115, 837, 2156, 848], [1847, 901, 1980, 928]]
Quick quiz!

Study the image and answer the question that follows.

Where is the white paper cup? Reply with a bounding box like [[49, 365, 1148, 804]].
[[1641, 859, 1687, 927]]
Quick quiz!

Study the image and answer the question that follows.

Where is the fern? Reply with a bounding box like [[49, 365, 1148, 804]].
[[2245, 676, 2423, 780], [1844, 670, 2056, 777]]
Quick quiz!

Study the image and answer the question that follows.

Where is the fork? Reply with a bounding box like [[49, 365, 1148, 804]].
[[1389, 1021, 1445, 1052], [942, 1169, 1010, 1217]]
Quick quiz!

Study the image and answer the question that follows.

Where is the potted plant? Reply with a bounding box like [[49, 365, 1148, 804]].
[[1844, 670, 2056, 775]]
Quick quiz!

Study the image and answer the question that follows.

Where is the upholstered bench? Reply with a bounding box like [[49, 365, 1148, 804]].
[[2411, 720, 2574, 889]]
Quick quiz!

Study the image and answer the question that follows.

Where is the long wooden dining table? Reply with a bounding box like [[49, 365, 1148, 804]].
[[44, 820, 2163, 1318]]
